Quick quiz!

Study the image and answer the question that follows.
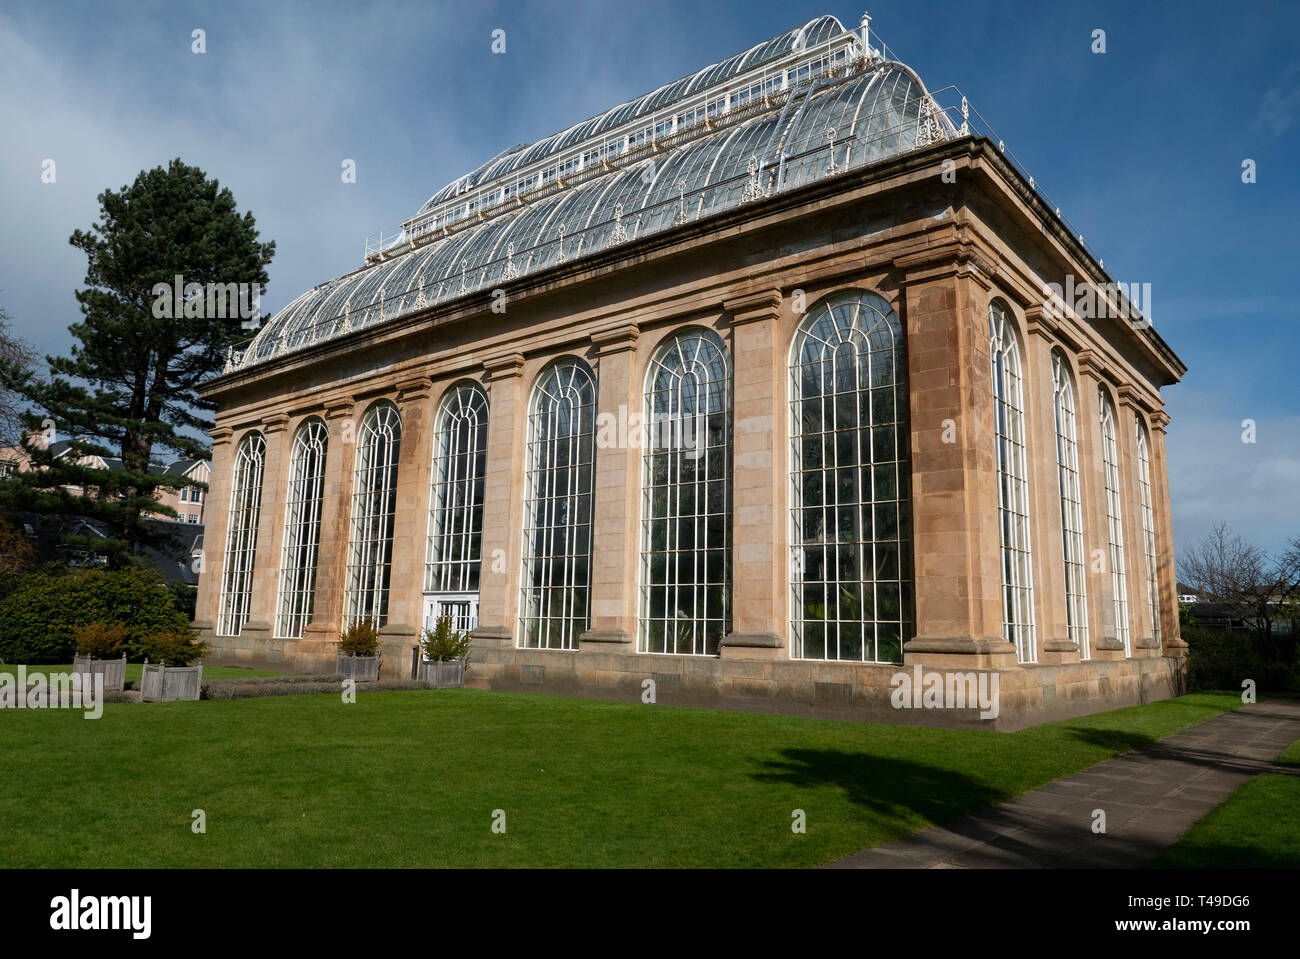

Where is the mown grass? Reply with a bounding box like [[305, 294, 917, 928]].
[[1150, 733, 1300, 869], [0, 688, 1245, 868]]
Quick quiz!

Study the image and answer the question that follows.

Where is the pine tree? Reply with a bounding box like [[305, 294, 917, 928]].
[[0, 159, 274, 565]]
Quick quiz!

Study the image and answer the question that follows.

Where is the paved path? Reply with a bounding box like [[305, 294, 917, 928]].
[[827, 698, 1300, 869]]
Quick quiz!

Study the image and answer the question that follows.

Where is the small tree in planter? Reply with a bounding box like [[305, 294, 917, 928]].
[[72, 621, 128, 693], [139, 629, 209, 702], [337, 620, 381, 682], [419, 611, 470, 688]]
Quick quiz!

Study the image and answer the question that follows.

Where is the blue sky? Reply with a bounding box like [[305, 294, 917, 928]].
[[1, 0, 1297, 557]]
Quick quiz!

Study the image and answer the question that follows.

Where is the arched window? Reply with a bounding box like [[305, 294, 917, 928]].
[[275, 418, 327, 639], [424, 381, 488, 631], [1098, 388, 1130, 655], [519, 358, 596, 649], [989, 302, 1035, 662], [1052, 352, 1089, 657], [217, 432, 266, 637], [640, 327, 732, 656], [344, 402, 402, 627], [1136, 418, 1161, 645], [789, 291, 909, 662]]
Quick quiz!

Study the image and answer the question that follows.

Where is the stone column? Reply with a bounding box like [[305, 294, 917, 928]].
[[377, 376, 435, 674], [1024, 308, 1075, 663], [580, 325, 640, 653], [1150, 409, 1185, 655], [1076, 352, 1124, 659], [720, 289, 787, 660], [897, 251, 1017, 670], [192, 426, 233, 639], [469, 353, 527, 654], [301, 395, 356, 657], [1118, 387, 1158, 657]]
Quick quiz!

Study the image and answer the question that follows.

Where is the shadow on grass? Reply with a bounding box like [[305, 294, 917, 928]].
[[751, 748, 1007, 833], [1150, 842, 1300, 869], [1061, 727, 1158, 753]]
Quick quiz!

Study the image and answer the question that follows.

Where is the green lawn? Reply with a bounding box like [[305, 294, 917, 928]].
[[1149, 737, 1300, 869], [0, 688, 1247, 868], [0, 663, 286, 681]]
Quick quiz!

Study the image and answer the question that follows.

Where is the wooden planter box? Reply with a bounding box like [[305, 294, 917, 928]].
[[418, 658, 466, 688], [337, 652, 380, 682], [140, 663, 203, 702], [72, 654, 127, 693]]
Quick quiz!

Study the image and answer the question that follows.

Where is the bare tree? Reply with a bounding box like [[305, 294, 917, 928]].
[[1179, 523, 1300, 651], [0, 306, 38, 447]]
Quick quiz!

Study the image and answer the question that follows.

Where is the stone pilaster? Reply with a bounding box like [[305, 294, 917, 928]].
[[1076, 352, 1125, 658], [720, 289, 787, 660], [1024, 307, 1076, 663], [470, 353, 527, 653], [1150, 409, 1186, 654], [1118, 386, 1158, 656], [301, 395, 356, 649], [580, 326, 640, 653], [388, 376, 434, 636], [897, 249, 1018, 669]]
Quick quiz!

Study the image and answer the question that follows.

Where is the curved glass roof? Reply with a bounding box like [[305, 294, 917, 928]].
[[241, 26, 954, 368], [416, 16, 846, 216]]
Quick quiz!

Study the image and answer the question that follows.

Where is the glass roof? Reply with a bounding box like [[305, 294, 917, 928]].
[[415, 16, 846, 216], [242, 23, 954, 367]]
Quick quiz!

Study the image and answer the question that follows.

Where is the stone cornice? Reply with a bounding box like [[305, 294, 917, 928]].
[[210, 426, 233, 446], [395, 375, 434, 402], [1151, 409, 1171, 433], [483, 353, 526, 381], [323, 396, 356, 420], [590, 324, 640, 356], [724, 288, 782, 325], [262, 413, 289, 434]]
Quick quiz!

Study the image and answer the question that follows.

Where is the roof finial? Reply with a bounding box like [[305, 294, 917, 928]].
[[860, 11, 873, 60]]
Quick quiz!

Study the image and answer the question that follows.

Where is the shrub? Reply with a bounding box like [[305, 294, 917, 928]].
[[421, 610, 471, 662], [140, 630, 210, 667], [73, 621, 127, 659], [339, 620, 380, 657], [1184, 624, 1300, 693], [0, 567, 190, 663]]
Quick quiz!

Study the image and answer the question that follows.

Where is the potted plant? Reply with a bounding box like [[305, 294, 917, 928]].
[[71, 621, 129, 693], [337, 620, 381, 682], [418, 611, 470, 688], [138, 630, 209, 702]]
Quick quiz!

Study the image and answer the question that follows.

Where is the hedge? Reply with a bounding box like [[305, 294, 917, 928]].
[[0, 567, 190, 664]]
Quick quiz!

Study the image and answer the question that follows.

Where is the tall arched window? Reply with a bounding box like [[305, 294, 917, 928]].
[[640, 327, 732, 656], [519, 358, 596, 650], [789, 291, 909, 662], [217, 431, 266, 637], [989, 302, 1035, 662], [424, 381, 488, 631], [1052, 352, 1089, 657], [344, 401, 402, 627], [1136, 418, 1161, 646], [1098, 388, 1130, 655], [275, 418, 327, 639]]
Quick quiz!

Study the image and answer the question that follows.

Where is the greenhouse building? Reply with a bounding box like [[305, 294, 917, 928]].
[[194, 13, 1188, 729]]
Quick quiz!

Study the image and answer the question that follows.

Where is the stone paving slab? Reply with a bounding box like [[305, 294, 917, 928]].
[[826, 698, 1300, 869]]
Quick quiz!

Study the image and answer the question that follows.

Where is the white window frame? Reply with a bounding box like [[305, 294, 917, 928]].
[[639, 327, 732, 656], [343, 402, 402, 628], [1099, 389, 1130, 655], [1136, 418, 1161, 646], [789, 290, 910, 663], [217, 432, 266, 637], [989, 302, 1036, 662], [518, 358, 596, 650], [275, 418, 328, 639], [1052, 352, 1089, 658]]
